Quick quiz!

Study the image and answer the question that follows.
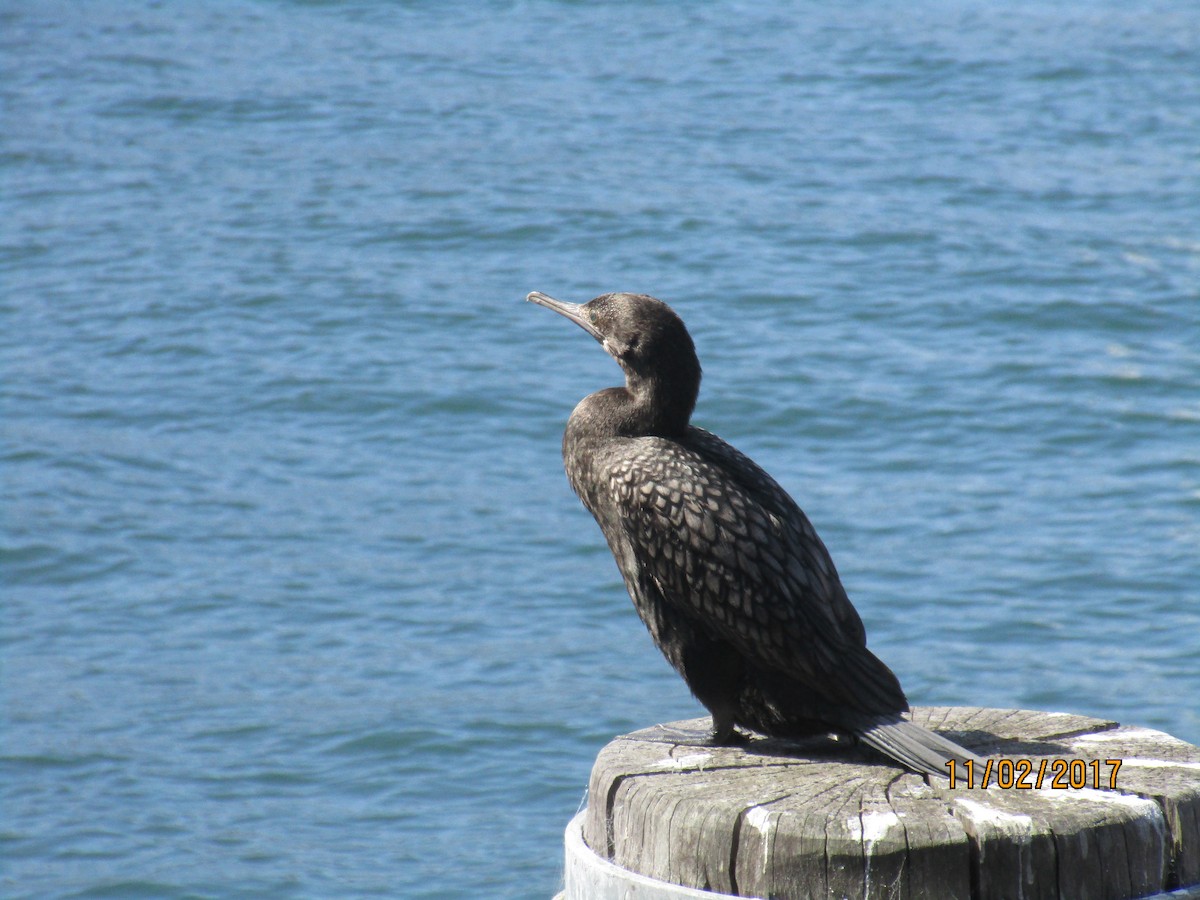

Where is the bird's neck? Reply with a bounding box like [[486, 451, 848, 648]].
[[569, 366, 697, 441], [623, 369, 697, 436]]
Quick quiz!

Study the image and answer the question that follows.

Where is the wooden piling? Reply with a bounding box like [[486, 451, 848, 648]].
[[560, 707, 1200, 899]]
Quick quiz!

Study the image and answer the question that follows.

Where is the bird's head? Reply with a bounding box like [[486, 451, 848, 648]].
[[526, 291, 699, 383]]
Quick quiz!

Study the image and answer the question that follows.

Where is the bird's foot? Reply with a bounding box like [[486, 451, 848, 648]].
[[708, 722, 749, 747]]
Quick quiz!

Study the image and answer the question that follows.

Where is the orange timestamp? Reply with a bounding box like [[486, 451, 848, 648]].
[[945, 757, 1123, 790]]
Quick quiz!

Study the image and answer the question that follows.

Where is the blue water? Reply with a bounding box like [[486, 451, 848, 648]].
[[3, 1, 1198, 897]]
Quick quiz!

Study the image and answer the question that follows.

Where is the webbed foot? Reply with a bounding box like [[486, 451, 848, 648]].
[[708, 717, 749, 747]]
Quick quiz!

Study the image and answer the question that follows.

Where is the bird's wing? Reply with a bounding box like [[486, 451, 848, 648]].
[[600, 432, 896, 707]]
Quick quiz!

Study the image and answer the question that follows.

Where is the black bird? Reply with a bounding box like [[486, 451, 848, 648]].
[[528, 290, 983, 780]]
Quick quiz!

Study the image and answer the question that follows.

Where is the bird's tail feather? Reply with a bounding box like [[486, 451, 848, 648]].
[[855, 714, 984, 782]]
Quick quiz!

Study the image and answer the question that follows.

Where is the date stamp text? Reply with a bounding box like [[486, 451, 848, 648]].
[[945, 757, 1123, 790]]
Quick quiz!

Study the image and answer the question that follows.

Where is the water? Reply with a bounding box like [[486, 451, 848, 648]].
[[2, 1, 1198, 896]]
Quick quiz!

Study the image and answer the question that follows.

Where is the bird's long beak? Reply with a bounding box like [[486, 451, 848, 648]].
[[527, 291, 602, 341]]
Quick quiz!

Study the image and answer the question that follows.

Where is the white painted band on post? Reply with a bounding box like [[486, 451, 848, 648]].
[[562, 810, 741, 900]]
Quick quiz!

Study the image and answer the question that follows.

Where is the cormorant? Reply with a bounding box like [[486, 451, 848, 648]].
[[528, 290, 983, 780]]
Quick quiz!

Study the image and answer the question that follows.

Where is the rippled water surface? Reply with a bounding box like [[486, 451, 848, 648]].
[[3, 2, 1198, 897]]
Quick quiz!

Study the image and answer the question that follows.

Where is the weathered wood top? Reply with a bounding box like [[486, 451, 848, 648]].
[[582, 707, 1200, 899]]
